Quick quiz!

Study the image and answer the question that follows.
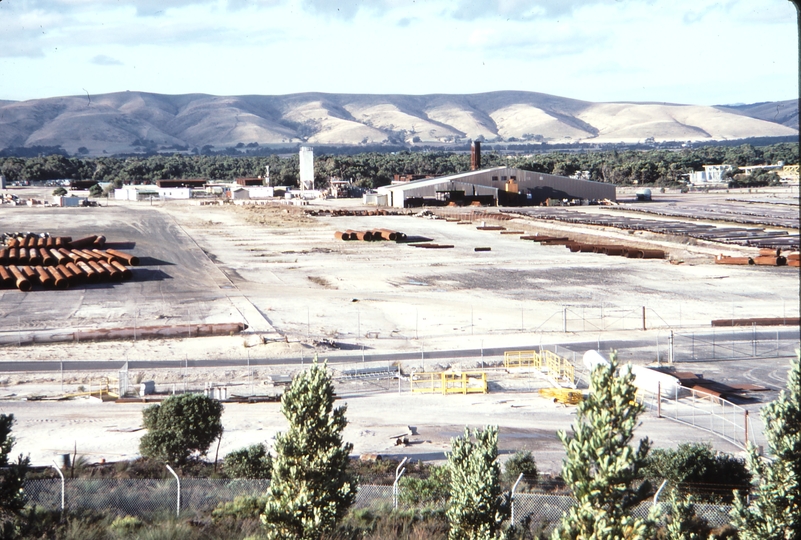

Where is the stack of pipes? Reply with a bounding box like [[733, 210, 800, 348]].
[[0, 233, 138, 292], [334, 230, 407, 242]]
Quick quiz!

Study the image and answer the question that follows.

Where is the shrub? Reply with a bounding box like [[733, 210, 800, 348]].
[[139, 393, 224, 466], [223, 444, 273, 479], [502, 450, 538, 490], [109, 515, 143, 536], [644, 443, 749, 502], [398, 466, 450, 507], [52, 187, 68, 196]]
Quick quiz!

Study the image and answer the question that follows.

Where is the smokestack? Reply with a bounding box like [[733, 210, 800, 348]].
[[471, 141, 481, 171]]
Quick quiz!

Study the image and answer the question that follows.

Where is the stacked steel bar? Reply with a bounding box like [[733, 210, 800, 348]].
[[0, 233, 138, 292]]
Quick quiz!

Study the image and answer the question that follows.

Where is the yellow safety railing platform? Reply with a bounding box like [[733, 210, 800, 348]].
[[504, 349, 575, 386], [410, 371, 488, 395]]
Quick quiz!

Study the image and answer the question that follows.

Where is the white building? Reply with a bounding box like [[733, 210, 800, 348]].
[[688, 164, 733, 186]]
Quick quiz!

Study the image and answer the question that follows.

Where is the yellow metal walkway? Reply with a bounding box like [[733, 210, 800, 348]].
[[504, 349, 575, 387], [410, 371, 488, 394]]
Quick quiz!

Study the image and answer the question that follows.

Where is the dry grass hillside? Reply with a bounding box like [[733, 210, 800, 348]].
[[0, 90, 796, 154]]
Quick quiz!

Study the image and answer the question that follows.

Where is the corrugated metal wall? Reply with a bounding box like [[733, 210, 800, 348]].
[[386, 167, 615, 207]]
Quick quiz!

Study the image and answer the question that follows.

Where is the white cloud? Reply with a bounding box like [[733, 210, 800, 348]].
[[90, 54, 123, 65]]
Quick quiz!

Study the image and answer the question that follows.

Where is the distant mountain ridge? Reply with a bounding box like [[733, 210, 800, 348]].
[[0, 91, 796, 155]]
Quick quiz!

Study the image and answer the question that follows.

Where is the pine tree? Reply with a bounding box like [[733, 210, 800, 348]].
[[261, 361, 356, 540], [731, 352, 801, 540], [552, 354, 654, 540], [0, 414, 29, 525], [446, 425, 510, 540]]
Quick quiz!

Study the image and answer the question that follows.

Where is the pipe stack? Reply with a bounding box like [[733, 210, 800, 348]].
[[0, 232, 138, 292], [334, 230, 407, 242]]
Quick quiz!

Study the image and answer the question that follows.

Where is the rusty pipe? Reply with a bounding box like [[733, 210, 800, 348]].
[[76, 261, 98, 283], [88, 260, 110, 279], [45, 236, 54, 248], [6, 238, 18, 248], [105, 249, 139, 266], [36, 237, 45, 248], [69, 235, 98, 249], [78, 249, 101, 261], [28, 248, 42, 266], [92, 249, 123, 264], [93, 235, 106, 247], [99, 261, 121, 281], [57, 264, 80, 286], [45, 266, 68, 289], [715, 256, 754, 265], [8, 266, 31, 291], [110, 260, 132, 280], [66, 261, 86, 282], [639, 249, 666, 259], [20, 266, 36, 281], [49, 249, 67, 265], [34, 266, 54, 287], [18, 248, 27, 263], [0, 266, 12, 287], [334, 231, 347, 240], [0, 248, 7, 265], [41, 249, 56, 266]]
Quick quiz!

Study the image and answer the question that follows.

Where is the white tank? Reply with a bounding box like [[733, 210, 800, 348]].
[[629, 365, 682, 396], [583, 350, 610, 372]]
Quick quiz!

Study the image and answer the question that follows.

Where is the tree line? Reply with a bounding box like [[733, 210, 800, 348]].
[[0, 143, 796, 190]]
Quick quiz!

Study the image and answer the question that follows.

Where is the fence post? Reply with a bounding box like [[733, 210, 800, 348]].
[[510, 473, 524, 523], [51, 460, 65, 512], [393, 457, 408, 510], [744, 410, 749, 446], [642, 306, 646, 331], [166, 464, 180, 517], [657, 381, 661, 419]]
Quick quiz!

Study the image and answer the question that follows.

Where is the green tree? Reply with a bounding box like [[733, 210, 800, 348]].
[[88, 184, 103, 197], [261, 361, 356, 539], [731, 353, 801, 540], [0, 414, 29, 524], [552, 354, 654, 540], [446, 426, 510, 540], [139, 393, 224, 466], [502, 450, 538, 491], [52, 187, 67, 196], [223, 444, 273, 479], [644, 443, 749, 502]]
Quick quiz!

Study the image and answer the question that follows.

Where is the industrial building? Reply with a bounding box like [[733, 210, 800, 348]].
[[374, 141, 615, 208]]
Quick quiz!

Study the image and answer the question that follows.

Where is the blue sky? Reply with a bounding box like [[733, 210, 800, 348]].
[[0, 0, 797, 105]]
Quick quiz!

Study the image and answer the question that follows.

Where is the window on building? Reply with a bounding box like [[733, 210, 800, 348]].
[[491, 176, 498, 182]]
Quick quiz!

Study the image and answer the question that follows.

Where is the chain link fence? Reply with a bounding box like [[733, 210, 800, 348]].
[[24, 479, 735, 530]]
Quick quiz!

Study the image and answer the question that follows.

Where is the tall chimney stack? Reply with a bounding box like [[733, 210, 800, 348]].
[[471, 141, 481, 171]]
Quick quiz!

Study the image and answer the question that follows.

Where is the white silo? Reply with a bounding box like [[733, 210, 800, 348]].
[[299, 146, 314, 191]]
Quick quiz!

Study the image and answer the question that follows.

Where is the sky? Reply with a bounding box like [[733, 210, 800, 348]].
[[0, 0, 797, 106]]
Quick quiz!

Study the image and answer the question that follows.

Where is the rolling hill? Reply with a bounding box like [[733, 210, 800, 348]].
[[0, 91, 796, 155]]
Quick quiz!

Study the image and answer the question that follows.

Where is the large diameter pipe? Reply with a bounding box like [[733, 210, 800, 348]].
[[639, 249, 666, 259], [7, 248, 17, 263], [0, 248, 7, 265], [28, 248, 42, 266], [41, 249, 56, 266], [99, 261, 122, 281], [69, 235, 98, 249], [34, 266, 54, 287], [20, 266, 36, 280], [715, 256, 754, 265], [93, 235, 106, 247], [65, 262, 87, 282], [50, 249, 67, 265], [56, 264, 80, 286], [76, 261, 98, 283], [88, 260, 110, 279], [110, 260, 133, 280], [8, 266, 31, 292], [45, 266, 68, 289], [18, 248, 27, 264], [0, 266, 13, 287], [105, 249, 139, 266]]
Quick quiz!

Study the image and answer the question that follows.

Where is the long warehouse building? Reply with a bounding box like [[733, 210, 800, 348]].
[[376, 166, 616, 208]]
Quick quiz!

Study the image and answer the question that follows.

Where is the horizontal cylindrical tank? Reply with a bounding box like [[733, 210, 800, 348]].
[[583, 350, 610, 372]]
